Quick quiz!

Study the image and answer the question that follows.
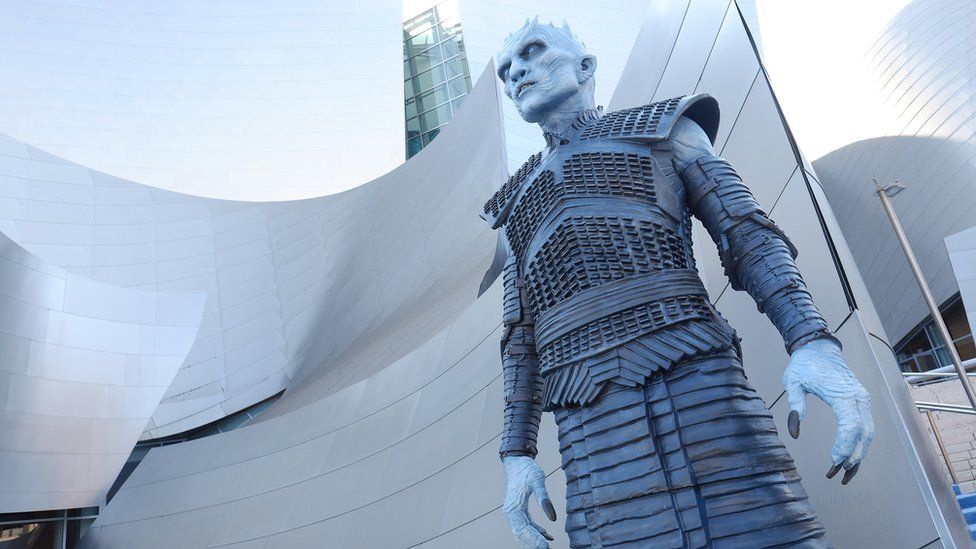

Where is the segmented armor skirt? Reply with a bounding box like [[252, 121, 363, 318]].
[[553, 349, 830, 548]]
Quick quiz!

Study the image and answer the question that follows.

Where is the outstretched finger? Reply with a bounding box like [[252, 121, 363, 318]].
[[528, 517, 555, 541], [504, 506, 549, 549], [528, 467, 557, 521], [829, 410, 862, 478], [784, 382, 807, 439], [841, 398, 875, 485]]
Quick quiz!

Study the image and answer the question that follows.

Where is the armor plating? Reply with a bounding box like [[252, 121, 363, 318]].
[[484, 93, 835, 446], [498, 230, 545, 457], [680, 154, 837, 354]]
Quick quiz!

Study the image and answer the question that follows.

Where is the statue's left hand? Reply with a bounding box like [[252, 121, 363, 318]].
[[782, 338, 874, 485], [502, 456, 557, 549]]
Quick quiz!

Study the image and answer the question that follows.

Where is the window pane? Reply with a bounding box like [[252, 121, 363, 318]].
[[66, 518, 95, 549], [412, 64, 446, 93], [417, 83, 450, 113], [452, 98, 465, 112], [441, 36, 460, 58], [406, 116, 421, 138], [407, 136, 423, 157], [447, 76, 467, 98], [420, 104, 452, 132], [0, 521, 62, 549], [455, 35, 467, 58], [405, 98, 417, 119], [422, 127, 442, 145], [406, 43, 445, 75], [443, 57, 464, 79], [403, 12, 435, 39], [405, 27, 437, 57]]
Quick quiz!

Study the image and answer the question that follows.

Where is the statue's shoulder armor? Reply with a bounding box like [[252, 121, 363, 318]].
[[580, 93, 720, 145], [481, 150, 544, 229]]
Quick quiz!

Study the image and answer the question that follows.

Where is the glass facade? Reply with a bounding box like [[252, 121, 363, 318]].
[[403, 2, 473, 158], [0, 508, 97, 549], [895, 294, 976, 372]]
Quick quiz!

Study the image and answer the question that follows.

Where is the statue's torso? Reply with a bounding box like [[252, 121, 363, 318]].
[[484, 96, 736, 409], [510, 138, 694, 308]]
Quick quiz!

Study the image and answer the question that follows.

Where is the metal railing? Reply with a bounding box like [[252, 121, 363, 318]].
[[902, 369, 976, 484], [903, 358, 976, 385]]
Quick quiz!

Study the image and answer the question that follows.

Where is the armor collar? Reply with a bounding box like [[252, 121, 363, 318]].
[[543, 106, 604, 148]]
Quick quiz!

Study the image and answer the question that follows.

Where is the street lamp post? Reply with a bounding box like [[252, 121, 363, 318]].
[[876, 180, 976, 410]]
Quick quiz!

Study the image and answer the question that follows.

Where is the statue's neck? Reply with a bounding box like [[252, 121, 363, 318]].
[[539, 94, 597, 146]]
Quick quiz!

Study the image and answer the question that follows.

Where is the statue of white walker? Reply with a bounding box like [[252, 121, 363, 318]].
[[481, 19, 874, 548]]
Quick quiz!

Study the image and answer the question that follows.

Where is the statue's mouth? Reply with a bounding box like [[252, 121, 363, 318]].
[[516, 80, 535, 98]]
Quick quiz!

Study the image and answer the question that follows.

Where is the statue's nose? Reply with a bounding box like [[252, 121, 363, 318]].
[[510, 63, 527, 85]]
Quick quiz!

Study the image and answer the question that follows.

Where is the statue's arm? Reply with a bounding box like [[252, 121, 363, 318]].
[[673, 116, 873, 484], [498, 236, 544, 459], [497, 231, 556, 548], [672, 116, 835, 353]]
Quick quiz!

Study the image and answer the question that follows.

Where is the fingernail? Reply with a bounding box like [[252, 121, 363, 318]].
[[542, 498, 557, 521], [788, 410, 800, 439], [841, 463, 860, 485], [826, 462, 843, 479]]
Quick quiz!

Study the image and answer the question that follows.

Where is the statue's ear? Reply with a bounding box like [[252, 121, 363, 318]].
[[578, 54, 597, 83]]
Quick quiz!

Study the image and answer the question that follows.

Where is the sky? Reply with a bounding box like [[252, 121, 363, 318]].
[[755, 0, 914, 160]]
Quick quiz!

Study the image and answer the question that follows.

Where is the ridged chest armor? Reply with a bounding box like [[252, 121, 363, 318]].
[[509, 141, 694, 307], [484, 95, 735, 408]]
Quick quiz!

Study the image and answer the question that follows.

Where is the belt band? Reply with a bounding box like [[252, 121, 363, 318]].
[[534, 269, 708, 349]]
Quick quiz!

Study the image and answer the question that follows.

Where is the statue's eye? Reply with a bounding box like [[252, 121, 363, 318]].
[[521, 41, 544, 58]]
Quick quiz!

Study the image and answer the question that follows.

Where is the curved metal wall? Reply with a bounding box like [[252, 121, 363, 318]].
[[0, 64, 505, 439], [75, 2, 971, 547], [0, 0, 405, 201], [0, 227, 205, 513], [813, 0, 976, 343]]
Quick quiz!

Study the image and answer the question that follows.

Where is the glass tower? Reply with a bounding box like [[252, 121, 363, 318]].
[[403, 2, 473, 158]]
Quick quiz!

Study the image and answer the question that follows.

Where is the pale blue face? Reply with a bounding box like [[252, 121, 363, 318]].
[[496, 28, 589, 123]]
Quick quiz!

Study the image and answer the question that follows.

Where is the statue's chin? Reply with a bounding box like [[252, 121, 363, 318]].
[[514, 100, 548, 124], [517, 108, 541, 124], [514, 86, 590, 125]]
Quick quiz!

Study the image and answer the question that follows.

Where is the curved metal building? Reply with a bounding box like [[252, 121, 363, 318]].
[[814, 0, 976, 346], [0, 1, 970, 547]]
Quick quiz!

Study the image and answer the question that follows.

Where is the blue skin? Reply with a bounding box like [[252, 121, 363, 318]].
[[497, 22, 874, 549]]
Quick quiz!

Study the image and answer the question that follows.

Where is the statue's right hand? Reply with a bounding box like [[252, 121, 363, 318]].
[[502, 456, 557, 549]]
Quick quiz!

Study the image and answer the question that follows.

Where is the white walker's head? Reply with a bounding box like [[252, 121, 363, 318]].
[[496, 19, 597, 124]]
